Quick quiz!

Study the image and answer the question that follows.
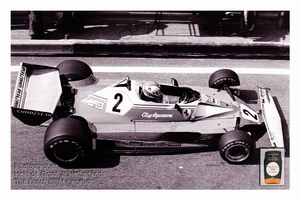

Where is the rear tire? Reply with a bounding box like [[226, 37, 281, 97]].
[[57, 60, 92, 81], [57, 60, 98, 87], [219, 130, 254, 163], [44, 117, 92, 167]]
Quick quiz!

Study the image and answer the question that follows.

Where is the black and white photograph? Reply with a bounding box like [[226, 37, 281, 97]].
[[7, 1, 293, 197]]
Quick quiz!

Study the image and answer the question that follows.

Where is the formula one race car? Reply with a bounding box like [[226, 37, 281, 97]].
[[11, 60, 284, 166]]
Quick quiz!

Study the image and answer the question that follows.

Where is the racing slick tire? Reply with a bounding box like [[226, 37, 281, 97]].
[[208, 69, 240, 89], [44, 117, 92, 167], [218, 130, 255, 163], [57, 60, 98, 86]]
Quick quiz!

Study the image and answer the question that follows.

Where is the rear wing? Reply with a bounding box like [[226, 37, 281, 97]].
[[258, 87, 284, 148], [11, 62, 62, 126]]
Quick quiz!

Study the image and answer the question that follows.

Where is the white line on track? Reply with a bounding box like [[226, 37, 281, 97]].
[[11, 66, 289, 75]]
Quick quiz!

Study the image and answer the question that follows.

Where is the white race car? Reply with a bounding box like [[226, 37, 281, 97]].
[[11, 60, 284, 167]]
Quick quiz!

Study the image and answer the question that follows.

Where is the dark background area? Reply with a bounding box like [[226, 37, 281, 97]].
[[11, 11, 289, 41]]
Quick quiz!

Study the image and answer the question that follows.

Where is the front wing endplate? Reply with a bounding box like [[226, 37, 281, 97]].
[[258, 87, 284, 148]]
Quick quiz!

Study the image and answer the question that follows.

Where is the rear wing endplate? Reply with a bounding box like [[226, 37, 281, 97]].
[[11, 62, 62, 126], [258, 87, 284, 148]]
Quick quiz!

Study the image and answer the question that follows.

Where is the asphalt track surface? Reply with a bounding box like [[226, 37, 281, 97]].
[[10, 58, 290, 191]]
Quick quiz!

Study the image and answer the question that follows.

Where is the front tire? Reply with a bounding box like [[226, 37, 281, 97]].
[[208, 69, 240, 89], [219, 130, 254, 163], [44, 117, 92, 166]]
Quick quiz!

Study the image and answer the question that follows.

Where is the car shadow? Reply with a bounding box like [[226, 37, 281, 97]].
[[273, 96, 290, 157], [61, 145, 263, 169], [58, 141, 121, 169], [238, 89, 258, 104], [58, 153, 121, 169]]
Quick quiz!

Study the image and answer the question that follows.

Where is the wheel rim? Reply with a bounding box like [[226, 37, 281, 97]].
[[214, 79, 237, 89], [225, 144, 250, 162], [54, 143, 80, 163]]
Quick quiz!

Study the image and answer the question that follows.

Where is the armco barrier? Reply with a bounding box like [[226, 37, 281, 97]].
[[11, 39, 289, 59]]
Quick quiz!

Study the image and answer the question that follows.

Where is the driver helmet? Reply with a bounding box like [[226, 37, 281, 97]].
[[142, 81, 162, 102]]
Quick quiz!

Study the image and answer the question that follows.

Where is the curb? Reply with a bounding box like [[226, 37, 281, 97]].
[[11, 39, 289, 59]]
